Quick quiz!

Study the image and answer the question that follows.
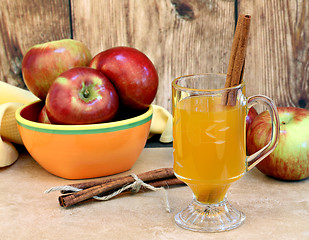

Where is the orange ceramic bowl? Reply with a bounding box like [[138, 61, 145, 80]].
[[15, 101, 152, 179]]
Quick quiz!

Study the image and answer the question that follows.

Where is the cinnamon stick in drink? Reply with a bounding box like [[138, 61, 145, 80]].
[[223, 14, 251, 106]]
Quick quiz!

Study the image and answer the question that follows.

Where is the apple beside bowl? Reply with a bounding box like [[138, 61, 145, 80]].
[[15, 101, 152, 179]]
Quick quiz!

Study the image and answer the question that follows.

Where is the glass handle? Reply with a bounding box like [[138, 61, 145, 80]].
[[246, 95, 280, 171]]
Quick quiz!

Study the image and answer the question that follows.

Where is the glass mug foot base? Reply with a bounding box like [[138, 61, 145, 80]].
[[175, 197, 245, 232]]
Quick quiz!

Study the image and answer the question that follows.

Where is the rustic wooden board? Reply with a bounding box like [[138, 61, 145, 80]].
[[0, 0, 71, 88], [239, 0, 308, 109], [71, 0, 235, 112]]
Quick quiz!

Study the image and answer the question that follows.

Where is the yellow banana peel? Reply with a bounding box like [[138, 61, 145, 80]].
[[0, 82, 38, 167]]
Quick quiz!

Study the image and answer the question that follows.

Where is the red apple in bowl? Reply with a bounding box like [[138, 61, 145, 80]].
[[45, 67, 119, 125], [247, 107, 309, 180], [89, 46, 158, 110], [38, 106, 51, 124], [22, 39, 92, 100]]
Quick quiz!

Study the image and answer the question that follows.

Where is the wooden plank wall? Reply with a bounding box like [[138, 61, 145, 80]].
[[0, 0, 71, 87], [1, 0, 308, 112]]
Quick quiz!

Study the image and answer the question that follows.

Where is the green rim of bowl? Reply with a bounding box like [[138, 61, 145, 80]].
[[15, 101, 153, 135]]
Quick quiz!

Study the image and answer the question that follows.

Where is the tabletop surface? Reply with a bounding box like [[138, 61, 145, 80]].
[[0, 147, 308, 240]]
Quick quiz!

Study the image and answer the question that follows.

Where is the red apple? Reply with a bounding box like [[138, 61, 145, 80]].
[[246, 107, 258, 131], [38, 106, 51, 124], [22, 39, 92, 100], [247, 107, 309, 180], [45, 67, 119, 125], [89, 46, 158, 110]]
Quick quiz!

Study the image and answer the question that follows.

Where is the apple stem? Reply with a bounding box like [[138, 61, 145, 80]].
[[282, 121, 286, 125], [83, 89, 90, 98]]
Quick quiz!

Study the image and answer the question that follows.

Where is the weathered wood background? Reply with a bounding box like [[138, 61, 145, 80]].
[[1, 0, 308, 112]]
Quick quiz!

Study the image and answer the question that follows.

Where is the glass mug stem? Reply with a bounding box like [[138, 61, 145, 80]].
[[246, 95, 280, 171]]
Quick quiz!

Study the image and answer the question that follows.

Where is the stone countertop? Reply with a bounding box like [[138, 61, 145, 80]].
[[0, 147, 308, 240]]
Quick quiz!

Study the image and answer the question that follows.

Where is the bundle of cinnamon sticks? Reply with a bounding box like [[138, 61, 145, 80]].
[[224, 14, 251, 105], [47, 168, 184, 208]]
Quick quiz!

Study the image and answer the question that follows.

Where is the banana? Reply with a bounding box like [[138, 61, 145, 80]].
[[0, 102, 24, 167], [149, 105, 173, 143], [0, 139, 19, 167], [0, 81, 38, 104], [0, 82, 38, 167]]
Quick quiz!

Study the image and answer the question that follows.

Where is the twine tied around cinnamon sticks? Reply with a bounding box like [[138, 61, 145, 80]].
[[45, 168, 184, 211]]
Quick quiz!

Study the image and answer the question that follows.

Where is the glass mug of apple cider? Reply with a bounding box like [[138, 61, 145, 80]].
[[172, 73, 280, 232]]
